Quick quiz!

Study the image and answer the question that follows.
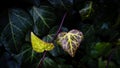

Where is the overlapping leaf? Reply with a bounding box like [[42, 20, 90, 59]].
[[1, 9, 33, 52], [42, 34, 66, 57], [48, 0, 73, 10], [57, 29, 83, 57], [30, 6, 56, 36], [79, 1, 93, 20], [31, 32, 54, 53]]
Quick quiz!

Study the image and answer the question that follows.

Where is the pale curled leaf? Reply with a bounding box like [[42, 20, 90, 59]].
[[31, 32, 54, 53], [57, 29, 83, 57]]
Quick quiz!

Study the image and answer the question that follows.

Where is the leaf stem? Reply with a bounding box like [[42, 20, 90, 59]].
[[38, 51, 47, 68], [56, 12, 67, 37], [38, 12, 67, 68], [106, 48, 115, 68]]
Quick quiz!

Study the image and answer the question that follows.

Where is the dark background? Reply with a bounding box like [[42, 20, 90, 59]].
[[0, 0, 120, 68]]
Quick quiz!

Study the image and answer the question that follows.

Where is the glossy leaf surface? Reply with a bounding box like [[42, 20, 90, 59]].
[[48, 0, 73, 9], [79, 1, 93, 20], [1, 9, 33, 52], [30, 6, 56, 36]]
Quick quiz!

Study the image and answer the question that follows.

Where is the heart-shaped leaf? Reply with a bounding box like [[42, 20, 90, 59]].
[[31, 32, 54, 53], [57, 29, 83, 57]]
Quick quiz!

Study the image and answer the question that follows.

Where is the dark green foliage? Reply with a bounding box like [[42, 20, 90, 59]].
[[0, 0, 120, 68], [48, 0, 73, 10], [1, 9, 33, 53]]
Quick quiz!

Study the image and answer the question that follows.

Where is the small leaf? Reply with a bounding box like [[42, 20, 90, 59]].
[[43, 57, 57, 68], [31, 32, 54, 53], [49, 26, 68, 34], [48, 0, 73, 10], [90, 42, 112, 58], [98, 58, 117, 68], [43, 34, 66, 57], [31, 0, 40, 7], [57, 29, 83, 57], [79, 1, 93, 20]]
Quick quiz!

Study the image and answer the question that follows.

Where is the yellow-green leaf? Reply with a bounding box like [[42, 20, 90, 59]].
[[31, 32, 54, 53], [57, 29, 83, 57]]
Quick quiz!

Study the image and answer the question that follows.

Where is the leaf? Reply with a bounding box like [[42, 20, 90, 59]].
[[98, 58, 117, 68], [58, 64, 73, 68], [98, 58, 106, 68], [42, 34, 55, 43], [48, 0, 73, 10], [20, 43, 42, 68], [113, 47, 120, 65], [30, 6, 56, 36], [49, 26, 68, 34], [31, 32, 54, 53], [79, 1, 93, 20], [31, 0, 40, 7], [42, 34, 66, 57], [57, 29, 83, 57], [43, 57, 57, 68], [43, 57, 73, 68], [0, 52, 21, 68], [1, 9, 33, 53], [90, 42, 112, 58], [81, 24, 95, 43], [20, 43, 35, 62]]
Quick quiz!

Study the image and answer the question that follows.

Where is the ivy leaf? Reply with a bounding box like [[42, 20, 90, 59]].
[[79, 1, 93, 20], [42, 34, 66, 57], [30, 6, 56, 36], [31, 32, 54, 53], [49, 26, 68, 34], [1, 9, 33, 53], [90, 42, 112, 58], [43, 57, 57, 68], [57, 29, 83, 57], [48, 0, 73, 10]]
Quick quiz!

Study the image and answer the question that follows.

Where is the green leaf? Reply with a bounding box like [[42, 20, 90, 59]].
[[48, 0, 73, 10], [50, 45, 65, 57], [31, 32, 54, 53], [113, 47, 120, 65], [91, 42, 112, 58], [42, 34, 66, 57], [42, 34, 55, 43], [79, 1, 93, 20], [30, 6, 56, 36], [31, 0, 40, 7], [43, 57, 57, 68], [98, 58, 117, 68], [81, 24, 96, 43], [43, 57, 73, 68], [49, 26, 68, 34], [98, 58, 106, 68], [20, 43, 35, 62], [1, 9, 33, 53], [116, 39, 120, 46], [58, 64, 73, 68], [20, 43, 40, 67], [57, 29, 83, 57]]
